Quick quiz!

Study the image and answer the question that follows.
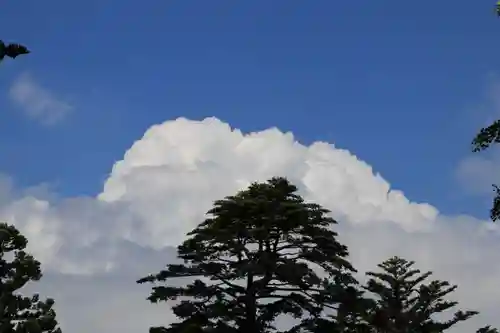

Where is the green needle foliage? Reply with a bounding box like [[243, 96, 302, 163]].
[[0, 41, 30, 62], [138, 177, 359, 333], [0, 223, 61, 333], [363, 256, 483, 333]]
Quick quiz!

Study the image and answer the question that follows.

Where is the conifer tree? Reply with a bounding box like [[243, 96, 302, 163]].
[[363, 256, 481, 333], [138, 177, 360, 333], [0, 223, 61, 333]]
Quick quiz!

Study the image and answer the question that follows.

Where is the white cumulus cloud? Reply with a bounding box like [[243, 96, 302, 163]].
[[0, 117, 498, 333], [8, 72, 73, 125], [98, 117, 438, 249]]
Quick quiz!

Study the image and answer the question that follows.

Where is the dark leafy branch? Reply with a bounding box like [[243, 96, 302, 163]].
[[0, 40, 29, 62], [0, 223, 61, 333]]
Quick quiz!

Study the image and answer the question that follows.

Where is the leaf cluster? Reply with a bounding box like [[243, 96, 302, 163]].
[[0, 223, 61, 333], [0, 41, 29, 61]]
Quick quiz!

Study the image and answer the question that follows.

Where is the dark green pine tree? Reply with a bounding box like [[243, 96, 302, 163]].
[[138, 177, 360, 333], [363, 256, 483, 333], [0, 223, 61, 333]]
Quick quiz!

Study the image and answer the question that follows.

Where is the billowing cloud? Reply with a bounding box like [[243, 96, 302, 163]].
[[8, 72, 73, 125], [98, 117, 438, 249], [0, 117, 499, 333]]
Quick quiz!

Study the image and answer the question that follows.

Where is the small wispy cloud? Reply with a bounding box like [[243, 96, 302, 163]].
[[8, 72, 73, 126]]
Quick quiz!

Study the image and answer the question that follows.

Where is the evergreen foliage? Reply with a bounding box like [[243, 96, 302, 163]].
[[0, 223, 61, 333], [363, 256, 480, 333], [138, 177, 359, 333]]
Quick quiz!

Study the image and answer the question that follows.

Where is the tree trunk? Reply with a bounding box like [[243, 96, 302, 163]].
[[245, 272, 257, 333]]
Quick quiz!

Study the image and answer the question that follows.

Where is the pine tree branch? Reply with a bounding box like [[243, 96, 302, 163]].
[[212, 273, 246, 294]]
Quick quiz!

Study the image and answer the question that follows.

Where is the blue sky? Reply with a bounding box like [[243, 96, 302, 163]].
[[5, 3, 500, 332], [0, 0, 497, 217]]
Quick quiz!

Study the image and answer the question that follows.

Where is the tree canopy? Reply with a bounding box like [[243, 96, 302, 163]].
[[138, 177, 361, 333], [306, 256, 491, 333], [363, 256, 481, 333], [0, 41, 29, 62], [138, 178, 498, 333], [0, 223, 61, 333], [471, 121, 500, 221]]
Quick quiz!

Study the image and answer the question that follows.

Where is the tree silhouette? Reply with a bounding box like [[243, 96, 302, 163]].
[[0, 41, 29, 62], [363, 256, 488, 333], [471, 120, 500, 221], [0, 223, 61, 333], [138, 177, 360, 333]]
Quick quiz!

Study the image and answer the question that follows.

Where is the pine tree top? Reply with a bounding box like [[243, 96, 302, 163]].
[[139, 177, 358, 333]]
